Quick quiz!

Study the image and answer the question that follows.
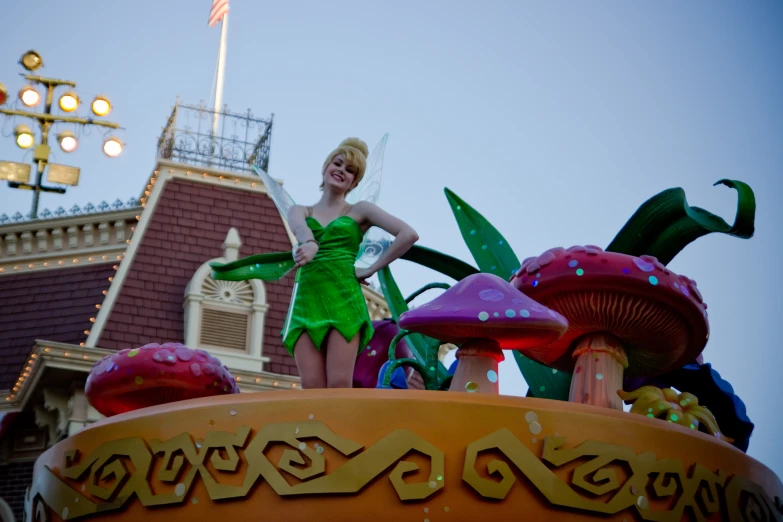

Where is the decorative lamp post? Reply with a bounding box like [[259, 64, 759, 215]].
[[0, 50, 124, 218]]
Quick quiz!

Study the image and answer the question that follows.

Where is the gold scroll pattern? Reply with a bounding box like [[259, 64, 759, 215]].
[[25, 424, 783, 521], [462, 428, 783, 521], [25, 422, 444, 521]]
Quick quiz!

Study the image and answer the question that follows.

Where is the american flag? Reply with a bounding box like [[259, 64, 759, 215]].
[[208, 0, 229, 27]]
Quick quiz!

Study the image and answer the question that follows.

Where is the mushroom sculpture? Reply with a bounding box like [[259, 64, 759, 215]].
[[398, 273, 568, 394], [511, 245, 709, 410], [353, 319, 414, 389], [86, 342, 240, 417]]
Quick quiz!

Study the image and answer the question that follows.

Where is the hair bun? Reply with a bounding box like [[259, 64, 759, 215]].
[[339, 137, 369, 158]]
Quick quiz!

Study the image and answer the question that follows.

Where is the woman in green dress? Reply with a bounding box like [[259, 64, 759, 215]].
[[216, 138, 419, 389]]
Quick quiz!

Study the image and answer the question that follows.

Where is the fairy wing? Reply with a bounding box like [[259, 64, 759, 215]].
[[347, 133, 387, 206], [250, 164, 296, 222], [350, 133, 396, 269]]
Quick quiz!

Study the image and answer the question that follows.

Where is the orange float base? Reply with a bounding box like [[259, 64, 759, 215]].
[[26, 390, 783, 521]]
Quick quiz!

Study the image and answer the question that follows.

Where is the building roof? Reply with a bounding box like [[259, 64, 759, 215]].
[[90, 165, 298, 375], [0, 264, 114, 390]]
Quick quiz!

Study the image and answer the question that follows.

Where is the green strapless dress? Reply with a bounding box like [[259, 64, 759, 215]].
[[210, 215, 374, 356]]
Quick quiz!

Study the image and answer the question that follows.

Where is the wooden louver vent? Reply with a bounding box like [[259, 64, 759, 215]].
[[200, 307, 249, 351]]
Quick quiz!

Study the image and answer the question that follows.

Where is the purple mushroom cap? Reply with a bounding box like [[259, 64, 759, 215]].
[[353, 319, 414, 388], [398, 273, 568, 350]]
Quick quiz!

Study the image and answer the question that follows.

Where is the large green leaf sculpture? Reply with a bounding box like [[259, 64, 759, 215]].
[[402, 244, 479, 281], [444, 188, 572, 401], [444, 188, 520, 280], [606, 179, 755, 265], [379, 179, 755, 399]]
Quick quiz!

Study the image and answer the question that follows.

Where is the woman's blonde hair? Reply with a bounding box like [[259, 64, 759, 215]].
[[320, 137, 369, 192]]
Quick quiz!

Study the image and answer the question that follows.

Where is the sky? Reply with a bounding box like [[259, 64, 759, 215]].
[[1, 1, 781, 477]]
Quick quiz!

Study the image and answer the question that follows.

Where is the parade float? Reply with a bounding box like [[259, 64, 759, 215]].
[[23, 178, 782, 521]]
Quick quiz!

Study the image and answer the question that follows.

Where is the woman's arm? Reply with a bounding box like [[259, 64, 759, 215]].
[[353, 201, 419, 279], [288, 205, 319, 268]]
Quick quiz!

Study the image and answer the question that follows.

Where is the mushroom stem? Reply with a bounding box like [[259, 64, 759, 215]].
[[449, 339, 504, 394], [569, 334, 628, 409]]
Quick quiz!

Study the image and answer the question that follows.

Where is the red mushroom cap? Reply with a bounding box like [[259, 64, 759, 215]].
[[85, 342, 240, 417], [353, 319, 414, 388], [510, 245, 709, 377], [398, 273, 568, 351]]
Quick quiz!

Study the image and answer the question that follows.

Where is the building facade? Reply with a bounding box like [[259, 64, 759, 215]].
[[0, 160, 391, 521]]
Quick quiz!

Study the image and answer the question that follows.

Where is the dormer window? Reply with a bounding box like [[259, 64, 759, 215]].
[[183, 228, 270, 372], [199, 278, 253, 352]]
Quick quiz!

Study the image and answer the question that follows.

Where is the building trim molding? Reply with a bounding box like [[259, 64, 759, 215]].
[[1, 340, 300, 412], [2, 341, 114, 412]]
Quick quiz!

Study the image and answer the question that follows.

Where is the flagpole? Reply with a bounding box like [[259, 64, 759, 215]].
[[212, 11, 228, 137]]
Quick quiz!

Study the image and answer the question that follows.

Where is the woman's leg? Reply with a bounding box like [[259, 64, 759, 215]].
[[293, 333, 327, 389], [325, 329, 360, 388]]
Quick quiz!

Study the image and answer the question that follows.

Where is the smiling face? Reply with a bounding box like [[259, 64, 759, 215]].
[[322, 153, 358, 194]]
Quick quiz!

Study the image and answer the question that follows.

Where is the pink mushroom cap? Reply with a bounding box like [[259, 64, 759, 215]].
[[85, 342, 240, 417], [510, 245, 709, 377], [398, 273, 568, 350]]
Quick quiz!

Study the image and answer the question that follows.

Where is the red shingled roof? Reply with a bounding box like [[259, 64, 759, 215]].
[[0, 264, 115, 390], [96, 178, 298, 376]]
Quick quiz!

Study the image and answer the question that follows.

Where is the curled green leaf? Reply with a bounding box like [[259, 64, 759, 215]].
[[209, 251, 295, 281], [606, 179, 755, 265]]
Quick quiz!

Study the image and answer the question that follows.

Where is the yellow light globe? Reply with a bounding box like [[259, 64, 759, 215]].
[[103, 137, 123, 158], [59, 92, 79, 112], [14, 125, 34, 149], [19, 86, 40, 107], [91, 96, 111, 117]]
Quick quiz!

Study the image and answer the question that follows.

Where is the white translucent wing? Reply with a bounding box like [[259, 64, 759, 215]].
[[350, 133, 395, 268], [251, 164, 295, 221], [347, 133, 387, 206], [355, 226, 394, 269]]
